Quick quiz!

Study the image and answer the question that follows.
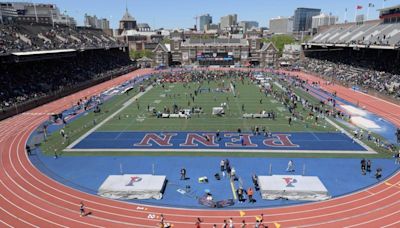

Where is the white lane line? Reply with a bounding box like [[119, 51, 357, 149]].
[[0, 187, 58, 228], [346, 206, 400, 228], [11, 119, 157, 226], [0, 206, 26, 227]]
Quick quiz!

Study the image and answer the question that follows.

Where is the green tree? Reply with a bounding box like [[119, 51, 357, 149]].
[[262, 34, 296, 55], [161, 38, 171, 44], [301, 35, 311, 43], [129, 49, 154, 59]]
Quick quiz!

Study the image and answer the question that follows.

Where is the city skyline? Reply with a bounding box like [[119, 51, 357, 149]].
[[10, 0, 400, 29]]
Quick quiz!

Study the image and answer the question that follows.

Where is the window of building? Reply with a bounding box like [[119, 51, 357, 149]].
[[251, 40, 257, 49]]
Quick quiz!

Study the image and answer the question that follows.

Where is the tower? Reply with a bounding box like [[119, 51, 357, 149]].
[[119, 6, 137, 30]]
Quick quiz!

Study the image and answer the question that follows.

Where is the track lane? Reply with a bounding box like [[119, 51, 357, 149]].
[[1, 68, 400, 227]]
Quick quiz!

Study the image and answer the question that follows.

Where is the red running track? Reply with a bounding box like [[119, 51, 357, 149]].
[[0, 68, 400, 228]]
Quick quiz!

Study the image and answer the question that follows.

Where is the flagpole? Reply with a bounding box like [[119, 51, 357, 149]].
[[0, 6, 3, 24], [64, 10, 67, 26], [367, 6, 370, 21], [51, 9, 54, 27], [354, 5, 357, 23], [33, 2, 38, 23], [344, 8, 348, 23]]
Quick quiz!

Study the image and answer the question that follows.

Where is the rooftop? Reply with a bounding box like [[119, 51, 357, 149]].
[[121, 8, 135, 22]]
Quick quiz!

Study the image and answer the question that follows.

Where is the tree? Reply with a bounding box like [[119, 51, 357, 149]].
[[262, 34, 296, 55], [301, 35, 312, 43], [161, 38, 171, 45], [129, 49, 154, 60]]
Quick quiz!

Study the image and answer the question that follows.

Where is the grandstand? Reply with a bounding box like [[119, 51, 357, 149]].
[[309, 21, 400, 48], [0, 23, 121, 54], [302, 5, 400, 101], [0, 22, 134, 121], [307, 5, 400, 49]]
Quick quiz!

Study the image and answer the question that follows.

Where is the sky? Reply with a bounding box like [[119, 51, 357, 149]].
[[24, 0, 400, 29]]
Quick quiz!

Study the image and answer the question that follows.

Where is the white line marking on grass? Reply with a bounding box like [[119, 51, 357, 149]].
[[65, 85, 154, 149]]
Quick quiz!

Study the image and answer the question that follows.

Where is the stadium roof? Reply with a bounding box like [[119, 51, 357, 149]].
[[12, 49, 76, 56], [378, 4, 400, 12], [303, 43, 398, 50]]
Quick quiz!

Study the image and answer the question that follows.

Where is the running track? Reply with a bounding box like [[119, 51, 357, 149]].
[[1, 68, 400, 227]]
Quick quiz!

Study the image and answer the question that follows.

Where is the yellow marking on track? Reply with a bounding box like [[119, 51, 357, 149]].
[[230, 178, 237, 200], [274, 222, 281, 228], [239, 211, 246, 217]]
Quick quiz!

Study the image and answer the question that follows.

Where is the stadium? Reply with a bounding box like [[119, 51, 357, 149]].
[[1, 1, 400, 228]]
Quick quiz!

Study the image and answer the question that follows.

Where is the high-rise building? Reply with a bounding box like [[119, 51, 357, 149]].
[[269, 16, 293, 34], [239, 21, 259, 32], [220, 14, 237, 30], [0, 2, 75, 26], [100, 18, 110, 30], [199, 14, 212, 31], [311, 14, 338, 29], [293, 8, 321, 32], [356, 14, 365, 24], [84, 14, 110, 29]]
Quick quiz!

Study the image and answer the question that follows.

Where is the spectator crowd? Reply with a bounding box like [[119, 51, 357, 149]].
[[300, 58, 400, 100], [0, 23, 122, 54], [0, 48, 134, 111]]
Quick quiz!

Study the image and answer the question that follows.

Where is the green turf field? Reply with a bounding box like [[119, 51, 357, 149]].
[[39, 73, 393, 158], [98, 78, 334, 132]]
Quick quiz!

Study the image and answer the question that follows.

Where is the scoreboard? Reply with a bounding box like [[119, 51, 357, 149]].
[[196, 52, 234, 66]]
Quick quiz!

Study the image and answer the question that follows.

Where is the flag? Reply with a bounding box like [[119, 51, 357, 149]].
[[345, 8, 348, 12], [357, 5, 363, 10], [368, 3, 375, 7]]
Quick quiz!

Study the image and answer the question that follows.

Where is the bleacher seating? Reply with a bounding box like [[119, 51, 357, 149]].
[[309, 22, 400, 47], [0, 23, 122, 54]]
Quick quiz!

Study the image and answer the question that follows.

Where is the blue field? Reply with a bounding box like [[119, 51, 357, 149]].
[[72, 131, 367, 151], [29, 151, 399, 209]]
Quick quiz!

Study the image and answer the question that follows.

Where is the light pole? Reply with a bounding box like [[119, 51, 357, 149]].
[[0, 7, 3, 24], [33, 2, 38, 23], [50, 9, 54, 28]]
